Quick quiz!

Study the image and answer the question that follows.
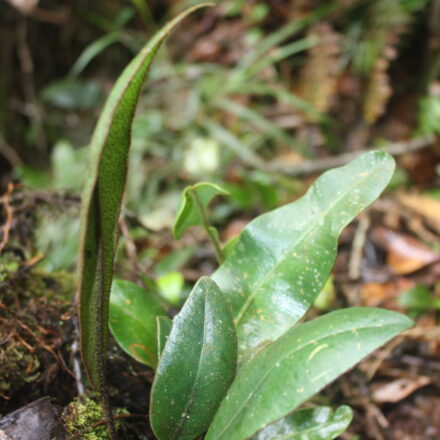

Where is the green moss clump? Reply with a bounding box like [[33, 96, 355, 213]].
[[62, 395, 127, 439]]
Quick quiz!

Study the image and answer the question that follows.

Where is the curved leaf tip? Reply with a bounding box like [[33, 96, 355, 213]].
[[212, 149, 396, 357]]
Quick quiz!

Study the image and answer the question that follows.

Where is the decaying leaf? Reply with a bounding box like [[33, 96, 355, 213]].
[[397, 193, 440, 236], [373, 227, 440, 275], [372, 376, 431, 403]]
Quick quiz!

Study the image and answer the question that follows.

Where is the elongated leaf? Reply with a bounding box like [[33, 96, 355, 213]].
[[251, 405, 353, 440], [212, 151, 395, 356], [205, 308, 412, 440], [156, 315, 173, 361], [77, 3, 213, 390], [150, 277, 237, 440], [109, 280, 167, 368], [173, 182, 229, 240]]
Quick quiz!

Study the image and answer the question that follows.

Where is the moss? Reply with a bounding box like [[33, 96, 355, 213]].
[[62, 395, 127, 439]]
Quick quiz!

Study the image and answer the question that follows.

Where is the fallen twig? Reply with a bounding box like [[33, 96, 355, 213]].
[[0, 183, 14, 254], [349, 213, 370, 280], [272, 135, 436, 177]]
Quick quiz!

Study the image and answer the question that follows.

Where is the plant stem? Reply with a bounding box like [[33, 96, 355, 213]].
[[192, 189, 225, 264], [100, 377, 117, 439]]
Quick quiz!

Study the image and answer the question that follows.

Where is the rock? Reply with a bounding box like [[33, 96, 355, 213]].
[[0, 397, 66, 440]]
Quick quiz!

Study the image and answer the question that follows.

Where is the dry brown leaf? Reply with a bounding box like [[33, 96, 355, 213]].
[[360, 279, 414, 307], [373, 227, 440, 274], [372, 376, 431, 403], [397, 193, 440, 235]]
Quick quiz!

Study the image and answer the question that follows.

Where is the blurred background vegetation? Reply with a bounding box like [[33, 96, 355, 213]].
[[1, 0, 439, 275]]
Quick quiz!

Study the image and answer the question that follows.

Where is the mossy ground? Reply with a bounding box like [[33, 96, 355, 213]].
[[0, 256, 76, 414], [62, 394, 128, 440]]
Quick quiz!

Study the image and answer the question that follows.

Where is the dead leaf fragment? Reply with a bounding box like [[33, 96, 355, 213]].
[[373, 227, 440, 274], [373, 376, 431, 403], [397, 193, 440, 235], [360, 279, 414, 307]]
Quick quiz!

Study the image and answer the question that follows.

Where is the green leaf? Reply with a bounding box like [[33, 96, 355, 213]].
[[68, 32, 121, 79], [150, 277, 237, 440], [157, 271, 185, 305], [212, 151, 395, 356], [173, 182, 229, 240], [77, 3, 213, 391], [42, 79, 103, 110], [251, 405, 353, 440], [205, 307, 412, 440], [156, 315, 173, 361], [109, 280, 167, 368]]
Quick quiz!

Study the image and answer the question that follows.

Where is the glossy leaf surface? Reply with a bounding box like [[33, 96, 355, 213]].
[[150, 277, 237, 440], [251, 405, 353, 440], [212, 151, 395, 356], [77, 3, 212, 390], [173, 182, 229, 239], [109, 280, 167, 368], [205, 307, 412, 440]]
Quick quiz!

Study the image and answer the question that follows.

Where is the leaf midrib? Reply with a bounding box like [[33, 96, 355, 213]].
[[210, 321, 396, 440], [172, 293, 210, 439], [233, 162, 384, 327]]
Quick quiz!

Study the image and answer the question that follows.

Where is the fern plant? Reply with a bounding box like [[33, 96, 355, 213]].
[[77, 5, 412, 439]]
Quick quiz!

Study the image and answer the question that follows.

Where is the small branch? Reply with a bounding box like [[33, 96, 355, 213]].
[[101, 388, 117, 440], [0, 183, 14, 254], [349, 214, 370, 281], [71, 317, 85, 395], [192, 189, 225, 264], [271, 135, 436, 177]]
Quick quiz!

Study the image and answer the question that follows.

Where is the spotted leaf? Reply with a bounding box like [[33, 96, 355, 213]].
[[212, 151, 395, 357], [205, 307, 412, 440], [251, 405, 352, 440]]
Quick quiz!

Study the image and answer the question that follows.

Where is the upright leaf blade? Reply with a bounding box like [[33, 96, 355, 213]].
[[205, 308, 412, 440], [77, 3, 213, 390], [251, 405, 353, 440], [109, 280, 167, 368], [150, 277, 237, 440], [212, 151, 395, 356]]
